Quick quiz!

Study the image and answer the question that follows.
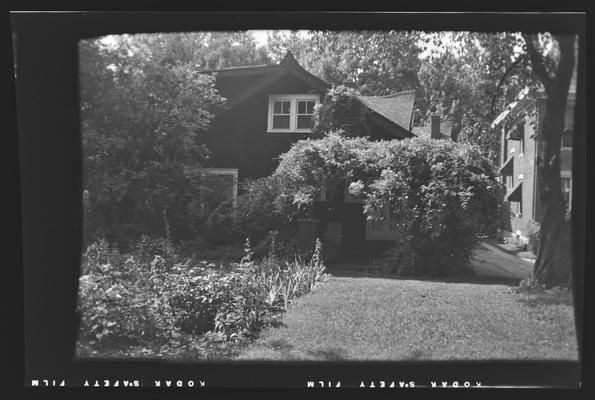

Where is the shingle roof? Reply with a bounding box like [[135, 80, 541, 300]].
[[361, 90, 416, 131]]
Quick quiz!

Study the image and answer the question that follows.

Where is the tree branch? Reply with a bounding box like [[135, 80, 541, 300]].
[[489, 53, 526, 116], [522, 34, 554, 91]]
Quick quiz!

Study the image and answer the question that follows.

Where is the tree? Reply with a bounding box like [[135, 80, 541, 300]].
[[312, 85, 370, 137], [267, 30, 422, 95], [80, 35, 226, 245], [522, 33, 576, 288], [265, 30, 537, 164], [417, 32, 538, 162]]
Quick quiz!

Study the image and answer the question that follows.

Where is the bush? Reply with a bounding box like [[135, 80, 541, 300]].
[[78, 241, 178, 347], [176, 237, 244, 261], [77, 237, 330, 355], [269, 133, 502, 276], [523, 220, 541, 255], [313, 85, 370, 137]]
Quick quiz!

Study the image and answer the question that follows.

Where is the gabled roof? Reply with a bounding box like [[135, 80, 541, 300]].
[[209, 51, 415, 137], [361, 90, 416, 132], [201, 63, 277, 76], [214, 51, 330, 114]]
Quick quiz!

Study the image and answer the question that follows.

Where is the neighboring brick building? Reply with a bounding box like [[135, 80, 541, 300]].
[[492, 89, 575, 239]]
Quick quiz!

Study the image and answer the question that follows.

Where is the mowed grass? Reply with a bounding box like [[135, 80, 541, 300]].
[[236, 275, 578, 361]]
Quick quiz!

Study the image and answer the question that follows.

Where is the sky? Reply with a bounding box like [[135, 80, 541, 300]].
[[248, 30, 310, 47]]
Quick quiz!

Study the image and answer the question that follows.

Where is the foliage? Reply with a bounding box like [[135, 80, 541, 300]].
[[267, 133, 502, 276], [523, 220, 541, 255], [312, 85, 370, 137], [268, 31, 422, 96], [78, 240, 178, 347], [81, 32, 270, 247], [266, 30, 539, 164], [77, 237, 330, 356], [80, 35, 227, 246]]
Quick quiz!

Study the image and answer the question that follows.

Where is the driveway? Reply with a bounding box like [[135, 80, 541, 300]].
[[469, 240, 534, 280]]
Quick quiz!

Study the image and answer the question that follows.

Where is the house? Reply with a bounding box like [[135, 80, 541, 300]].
[[491, 87, 574, 242], [199, 51, 417, 254]]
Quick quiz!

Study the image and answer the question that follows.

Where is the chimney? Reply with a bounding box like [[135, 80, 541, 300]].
[[430, 114, 441, 139]]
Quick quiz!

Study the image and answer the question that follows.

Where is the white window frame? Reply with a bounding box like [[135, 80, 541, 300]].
[[267, 94, 320, 133], [560, 170, 572, 213]]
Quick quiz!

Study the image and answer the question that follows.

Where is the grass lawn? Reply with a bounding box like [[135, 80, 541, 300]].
[[236, 274, 578, 361]]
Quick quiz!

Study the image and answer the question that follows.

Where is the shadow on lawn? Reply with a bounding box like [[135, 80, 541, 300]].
[[325, 267, 522, 287]]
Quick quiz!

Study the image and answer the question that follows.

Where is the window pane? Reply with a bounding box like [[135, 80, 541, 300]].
[[297, 100, 306, 114], [274, 101, 282, 114], [273, 115, 290, 129], [282, 101, 291, 114], [306, 100, 315, 114], [562, 129, 573, 147], [297, 115, 313, 130]]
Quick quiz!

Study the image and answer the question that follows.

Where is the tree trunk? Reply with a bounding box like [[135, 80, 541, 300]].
[[527, 35, 575, 288]]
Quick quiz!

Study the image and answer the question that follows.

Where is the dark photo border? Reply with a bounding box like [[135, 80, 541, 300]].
[[13, 10, 587, 391]]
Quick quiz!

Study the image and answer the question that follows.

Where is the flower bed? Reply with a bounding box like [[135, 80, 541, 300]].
[[76, 238, 329, 359]]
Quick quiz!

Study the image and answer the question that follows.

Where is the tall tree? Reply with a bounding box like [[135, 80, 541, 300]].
[[521, 33, 576, 287], [418, 32, 537, 162], [80, 35, 226, 245], [268, 30, 422, 95]]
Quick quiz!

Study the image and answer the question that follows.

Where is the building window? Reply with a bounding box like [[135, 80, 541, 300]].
[[562, 128, 573, 148], [510, 200, 522, 218], [297, 99, 316, 130], [272, 100, 291, 130], [561, 176, 572, 217], [268, 94, 320, 133], [505, 175, 513, 189]]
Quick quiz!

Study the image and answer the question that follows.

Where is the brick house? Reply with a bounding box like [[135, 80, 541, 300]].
[[199, 51, 418, 252], [491, 88, 575, 241]]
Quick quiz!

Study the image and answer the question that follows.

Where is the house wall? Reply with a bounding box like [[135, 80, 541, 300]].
[[500, 96, 574, 237], [502, 109, 538, 234], [204, 73, 408, 181], [203, 74, 322, 180], [203, 72, 414, 252]]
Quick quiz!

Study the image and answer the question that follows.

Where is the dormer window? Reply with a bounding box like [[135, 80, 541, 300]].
[[267, 94, 320, 133]]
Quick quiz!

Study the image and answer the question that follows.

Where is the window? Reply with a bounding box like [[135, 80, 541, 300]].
[[272, 100, 291, 130], [505, 175, 513, 189], [268, 94, 320, 133], [297, 99, 316, 130], [561, 175, 572, 217], [510, 200, 522, 218], [562, 128, 573, 148]]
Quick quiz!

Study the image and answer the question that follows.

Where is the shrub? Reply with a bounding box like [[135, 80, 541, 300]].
[[77, 237, 330, 355], [313, 85, 370, 137], [176, 237, 244, 261], [269, 133, 502, 276], [132, 235, 178, 264], [523, 220, 541, 255], [78, 242, 178, 347]]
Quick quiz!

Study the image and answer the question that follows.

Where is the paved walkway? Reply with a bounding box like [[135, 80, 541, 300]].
[[469, 240, 534, 280]]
